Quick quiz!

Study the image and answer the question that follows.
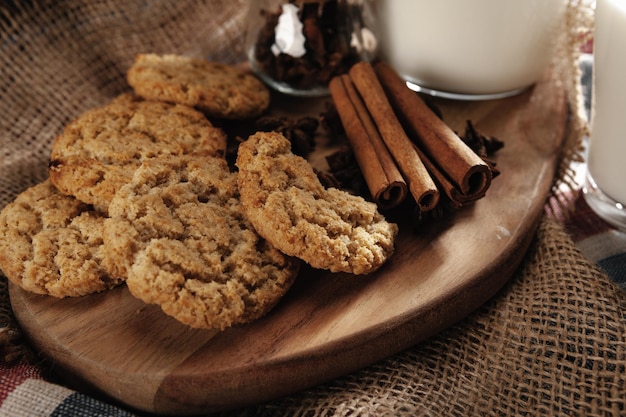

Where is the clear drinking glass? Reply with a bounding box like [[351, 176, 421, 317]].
[[582, 0, 626, 231], [373, 0, 568, 100]]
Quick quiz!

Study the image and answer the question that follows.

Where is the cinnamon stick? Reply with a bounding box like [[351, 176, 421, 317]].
[[349, 62, 439, 212], [410, 144, 458, 206], [412, 143, 481, 208], [374, 62, 493, 203], [329, 75, 408, 209]]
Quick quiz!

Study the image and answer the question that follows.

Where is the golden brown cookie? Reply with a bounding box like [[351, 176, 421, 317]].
[[103, 154, 299, 330], [127, 53, 270, 119], [49, 93, 226, 213], [236, 131, 398, 275], [0, 180, 123, 297]]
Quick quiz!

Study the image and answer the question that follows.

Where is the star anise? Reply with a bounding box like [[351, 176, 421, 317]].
[[325, 145, 368, 195], [459, 120, 504, 178], [460, 120, 504, 157], [255, 115, 320, 158]]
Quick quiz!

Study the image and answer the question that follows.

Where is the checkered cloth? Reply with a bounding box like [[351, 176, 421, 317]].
[[563, 193, 626, 289], [0, 369, 134, 416]]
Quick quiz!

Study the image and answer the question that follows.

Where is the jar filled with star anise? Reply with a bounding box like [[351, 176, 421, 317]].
[[245, 0, 378, 96]]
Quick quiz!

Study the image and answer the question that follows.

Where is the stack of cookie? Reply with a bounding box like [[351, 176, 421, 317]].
[[0, 54, 398, 331]]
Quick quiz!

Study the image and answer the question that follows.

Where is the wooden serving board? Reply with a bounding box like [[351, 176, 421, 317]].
[[10, 73, 568, 415]]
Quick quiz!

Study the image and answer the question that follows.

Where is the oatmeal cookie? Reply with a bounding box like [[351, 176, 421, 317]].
[[0, 180, 123, 297], [103, 154, 299, 330], [236, 131, 399, 275], [127, 53, 270, 120], [49, 93, 226, 213]]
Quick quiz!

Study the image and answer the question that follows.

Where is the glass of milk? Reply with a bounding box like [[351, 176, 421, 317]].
[[374, 0, 567, 100], [583, 0, 626, 231]]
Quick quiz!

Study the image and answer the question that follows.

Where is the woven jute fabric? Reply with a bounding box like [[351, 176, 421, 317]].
[[2, 1, 623, 416]]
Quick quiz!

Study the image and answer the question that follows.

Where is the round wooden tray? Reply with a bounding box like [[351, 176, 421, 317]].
[[10, 73, 567, 415]]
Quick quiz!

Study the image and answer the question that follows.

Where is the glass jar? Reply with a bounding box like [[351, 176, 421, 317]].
[[245, 0, 377, 96]]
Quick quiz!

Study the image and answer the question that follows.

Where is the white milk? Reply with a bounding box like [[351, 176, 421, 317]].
[[587, 0, 626, 206], [374, 0, 567, 98]]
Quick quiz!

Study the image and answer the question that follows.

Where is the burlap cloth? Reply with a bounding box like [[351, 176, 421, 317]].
[[2, 1, 624, 416]]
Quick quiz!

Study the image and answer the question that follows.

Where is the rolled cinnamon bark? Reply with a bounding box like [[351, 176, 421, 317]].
[[374, 62, 493, 203], [413, 144, 483, 208], [329, 75, 408, 209], [349, 62, 439, 212]]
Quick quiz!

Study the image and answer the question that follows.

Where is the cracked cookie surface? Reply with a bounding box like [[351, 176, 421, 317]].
[[49, 93, 226, 213], [0, 180, 123, 297], [103, 154, 299, 330], [127, 53, 270, 120], [236, 132, 398, 275]]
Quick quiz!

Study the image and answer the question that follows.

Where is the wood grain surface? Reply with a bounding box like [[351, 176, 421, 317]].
[[9, 72, 568, 415]]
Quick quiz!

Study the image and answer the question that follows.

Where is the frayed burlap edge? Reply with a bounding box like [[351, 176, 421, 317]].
[[547, 0, 595, 217]]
